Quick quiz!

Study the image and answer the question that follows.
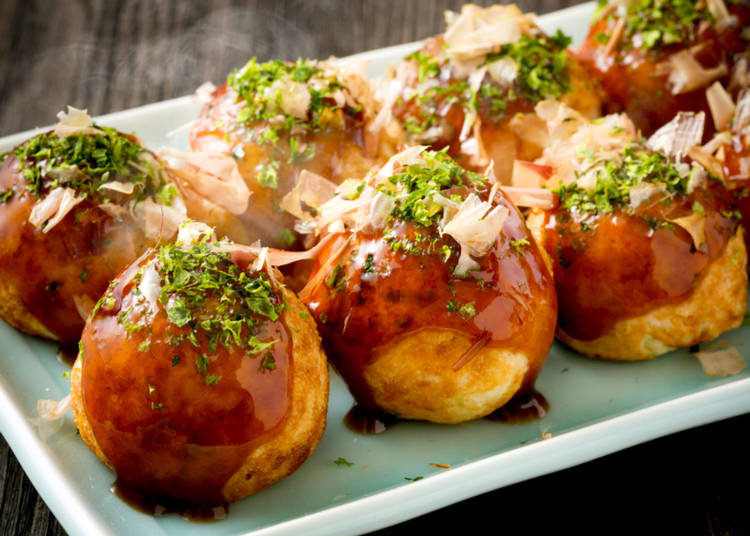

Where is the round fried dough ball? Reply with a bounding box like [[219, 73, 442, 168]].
[[386, 4, 601, 183], [0, 113, 185, 344], [577, 0, 750, 136], [553, 231, 747, 359], [71, 233, 328, 508], [528, 137, 747, 360], [189, 58, 399, 248], [302, 149, 556, 423]]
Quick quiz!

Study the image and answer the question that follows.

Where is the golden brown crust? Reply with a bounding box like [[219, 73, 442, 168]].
[[71, 286, 329, 503], [558, 230, 748, 360], [71, 355, 110, 469], [0, 282, 57, 340], [364, 329, 529, 424]]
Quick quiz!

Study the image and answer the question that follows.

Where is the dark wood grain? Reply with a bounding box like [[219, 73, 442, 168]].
[[0, 1, 747, 535]]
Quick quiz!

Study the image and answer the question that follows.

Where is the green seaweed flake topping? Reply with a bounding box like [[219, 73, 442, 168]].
[[376, 149, 486, 227], [11, 127, 164, 200], [486, 29, 572, 102], [228, 57, 355, 139], [598, 0, 712, 51], [409, 51, 442, 83], [404, 28, 572, 134], [153, 240, 285, 356], [554, 143, 690, 215]]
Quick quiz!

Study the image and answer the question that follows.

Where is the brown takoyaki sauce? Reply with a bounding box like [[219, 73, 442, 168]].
[[344, 405, 399, 435], [112, 480, 229, 521], [544, 144, 738, 341], [304, 152, 556, 411], [0, 128, 174, 344], [577, 1, 750, 136], [487, 390, 549, 423], [80, 243, 292, 508]]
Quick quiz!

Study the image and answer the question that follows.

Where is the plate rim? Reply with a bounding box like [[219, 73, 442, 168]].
[[5, 2, 750, 535]]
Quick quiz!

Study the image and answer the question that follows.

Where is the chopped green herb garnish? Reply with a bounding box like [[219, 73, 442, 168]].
[[326, 264, 346, 291], [555, 143, 689, 216], [0, 187, 13, 203], [363, 253, 375, 274], [11, 127, 164, 202], [288, 136, 316, 164], [156, 183, 178, 206], [155, 241, 283, 352], [721, 209, 742, 220], [459, 302, 476, 318], [227, 57, 358, 141], [257, 159, 280, 189], [261, 352, 276, 371], [510, 238, 530, 254], [195, 354, 210, 376], [276, 227, 296, 248], [204, 374, 219, 386], [599, 0, 712, 51], [486, 29, 572, 102], [376, 150, 485, 228], [333, 457, 354, 467]]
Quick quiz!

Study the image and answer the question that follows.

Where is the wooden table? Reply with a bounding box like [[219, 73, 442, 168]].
[[1, 1, 748, 534]]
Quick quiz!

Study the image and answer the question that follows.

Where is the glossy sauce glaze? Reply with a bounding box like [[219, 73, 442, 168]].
[[0, 145, 156, 344], [189, 82, 391, 248], [543, 182, 738, 341], [304, 189, 556, 412], [392, 35, 600, 181], [577, 5, 750, 137], [79, 250, 292, 509]]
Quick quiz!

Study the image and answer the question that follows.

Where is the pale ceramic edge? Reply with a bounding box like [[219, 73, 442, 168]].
[[261, 378, 750, 536]]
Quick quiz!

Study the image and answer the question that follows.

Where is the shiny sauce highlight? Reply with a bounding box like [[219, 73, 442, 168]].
[[80, 252, 292, 510]]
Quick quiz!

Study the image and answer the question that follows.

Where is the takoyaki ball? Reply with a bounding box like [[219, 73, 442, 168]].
[[71, 225, 328, 508], [384, 4, 601, 183], [302, 148, 556, 424], [0, 108, 186, 344], [189, 58, 400, 248], [577, 0, 750, 137], [527, 113, 747, 360]]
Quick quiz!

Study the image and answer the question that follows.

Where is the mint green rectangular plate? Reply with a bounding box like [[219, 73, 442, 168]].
[[2, 3, 750, 534]]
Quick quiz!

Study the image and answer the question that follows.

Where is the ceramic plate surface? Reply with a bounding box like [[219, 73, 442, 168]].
[[2, 3, 750, 535]]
